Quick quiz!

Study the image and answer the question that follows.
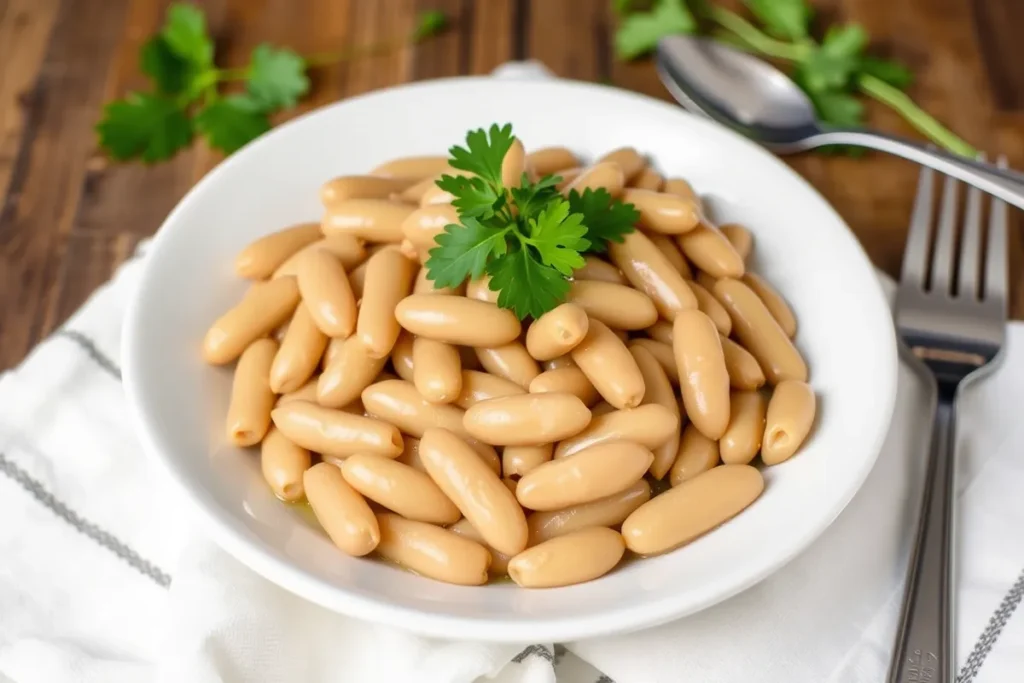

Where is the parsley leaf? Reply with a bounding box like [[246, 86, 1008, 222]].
[[796, 24, 868, 93], [425, 217, 509, 289], [447, 124, 515, 187], [807, 89, 864, 128], [859, 56, 912, 89], [412, 10, 448, 41], [95, 93, 193, 163], [511, 175, 561, 219], [437, 174, 505, 219], [745, 0, 812, 41], [488, 248, 570, 320], [527, 199, 590, 276], [195, 95, 270, 154], [245, 44, 309, 109], [614, 0, 696, 60], [567, 188, 639, 252], [139, 36, 190, 95], [161, 3, 213, 69]]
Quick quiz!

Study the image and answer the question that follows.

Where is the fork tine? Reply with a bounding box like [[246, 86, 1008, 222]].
[[930, 174, 960, 294], [984, 155, 1009, 307], [900, 165, 936, 288], [958, 154, 985, 299]]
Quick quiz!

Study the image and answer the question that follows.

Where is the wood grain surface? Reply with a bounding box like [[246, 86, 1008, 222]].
[[1, 0, 1022, 370]]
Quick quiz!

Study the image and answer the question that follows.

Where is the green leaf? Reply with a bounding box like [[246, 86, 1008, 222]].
[[613, 0, 638, 15], [139, 36, 190, 95], [567, 188, 639, 252], [807, 89, 864, 128], [526, 199, 590, 276], [161, 3, 214, 69], [487, 248, 570, 320], [96, 93, 193, 163], [425, 217, 509, 289], [797, 24, 868, 93], [859, 56, 912, 89], [614, 0, 696, 60], [447, 123, 515, 187], [510, 174, 561, 219], [745, 0, 812, 41], [246, 44, 309, 109], [195, 95, 270, 154], [412, 10, 448, 41], [437, 174, 504, 219]]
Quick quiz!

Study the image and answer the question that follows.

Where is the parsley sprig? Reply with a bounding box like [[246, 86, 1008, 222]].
[[614, 0, 975, 157], [97, 4, 448, 162], [425, 124, 639, 319]]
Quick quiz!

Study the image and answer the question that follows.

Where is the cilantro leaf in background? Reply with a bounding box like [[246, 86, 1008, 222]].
[[806, 89, 864, 128], [245, 44, 309, 109], [447, 124, 515, 187], [567, 188, 639, 252], [96, 93, 193, 163], [436, 174, 505, 219], [161, 3, 214, 69], [425, 217, 509, 289], [614, 0, 696, 60], [510, 175, 561, 218], [526, 199, 590, 276], [487, 248, 570, 320], [796, 24, 868, 93], [194, 95, 270, 153], [745, 0, 811, 41], [140, 36, 190, 95], [412, 10, 448, 41], [859, 56, 912, 88]]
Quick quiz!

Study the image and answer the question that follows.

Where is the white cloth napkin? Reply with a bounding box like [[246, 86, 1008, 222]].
[[1, 61, 1022, 683]]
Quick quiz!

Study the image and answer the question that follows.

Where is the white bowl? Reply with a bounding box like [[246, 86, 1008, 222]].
[[123, 77, 898, 642]]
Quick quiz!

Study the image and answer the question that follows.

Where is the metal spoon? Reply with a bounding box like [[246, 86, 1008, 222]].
[[656, 35, 1024, 211]]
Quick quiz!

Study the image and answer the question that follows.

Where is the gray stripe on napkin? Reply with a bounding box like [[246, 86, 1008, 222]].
[[958, 566, 1024, 682], [55, 329, 121, 380], [0, 452, 170, 587], [512, 644, 553, 663]]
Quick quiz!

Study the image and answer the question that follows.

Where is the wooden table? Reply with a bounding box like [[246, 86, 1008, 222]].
[[1, 0, 1022, 370]]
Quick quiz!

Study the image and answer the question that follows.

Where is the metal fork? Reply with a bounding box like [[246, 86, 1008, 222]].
[[889, 159, 1009, 683]]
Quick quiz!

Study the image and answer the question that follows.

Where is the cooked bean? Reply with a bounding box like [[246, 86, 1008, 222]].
[[695, 270, 717, 292], [203, 277, 300, 365], [235, 223, 322, 279], [669, 423, 720, 486], [260, 426, 311, 502], [356, 248, 417, 357], [650, 234, 693, 279], [413, 337, 463, 404], [395, 436, 425, 472], [568, 280, 658, 330], [622, 464, 764, 554], [273, 236, 368, 279], [501, 138, 528, 188], [446, 518, 513, 576], [276, 376, 319, 406], [762, 380, 815, 465], [271, 401, 403, 458], [631, 166, 664, 191], [721, 391, 767, 465], [554, 167, 583, 191], [397, 175, 440, 204], [676, 223, 745, 278], [453, 370, 525, 409], [743, 272, 797, 338], [419, 168, 473, 206], [304, 462, 379, 557], [341, 453, 460, 524], [627, 338, 679, 385], [413, 266, 464, 295], [527, 479, 651, 544], [503, 443, 554, 478], [608, 230, 697, 320], [543, 355, 578, 371], [662, 177, 702, 206], [376, 513, 490, 586], [721, 223, 753, 262], [401, 204, 459, 253], [526, 146, 580, 176], [689, 280, 732, 336], [630, 344, 681, 479], [525, 303, 589, 361], [571, 318, 646, 410], [318, 336, 388, 408], [590, 401, 617, 417], [270, 304, 328, 394], [345, 260, 368, 299], [419, 428, 528, 556], [296, 249, 357, 338], [529, 367, 599, 406], [554, 403, 678, 459], [464, 393, 591, 446], [474, 342, 540, 389], [623, 188, 701, 234], [673, 309, 730, 440], [720, 335, 766, 390], [322, 199, 416, 242], [564, 162, 626, 198], [370, 155, 450, 180], [390, 330, 415, 382], [597, 147, 645, 182], [465, 275, 499, 303], [713, 278, 807, 384], [396, 295, 521, 347], [645, 321, 674, 345], [517, 441, 653, 511], [226, 339, 278, 446], [573, 255, 628, 284], [508, 527, 625, 588], [321, 175, 415, 205]]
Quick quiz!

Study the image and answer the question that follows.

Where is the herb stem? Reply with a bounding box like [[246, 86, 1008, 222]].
[[703, 6, 811, 62], [217, 67, 249, 81], [856, 74, 976, 156]]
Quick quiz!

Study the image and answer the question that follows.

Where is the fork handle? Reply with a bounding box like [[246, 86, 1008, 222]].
[[812, 129, 1024, 211], [887, 396, 957, 683]]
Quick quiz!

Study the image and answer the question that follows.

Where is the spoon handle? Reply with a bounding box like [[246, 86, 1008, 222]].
[[812, 129, 1024, 210]]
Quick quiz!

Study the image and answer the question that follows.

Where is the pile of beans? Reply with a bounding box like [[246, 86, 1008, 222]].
[[203, 143, 817, 588]]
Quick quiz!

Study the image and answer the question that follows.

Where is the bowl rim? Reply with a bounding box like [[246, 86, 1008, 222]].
[[122, 75, 899, 642]]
